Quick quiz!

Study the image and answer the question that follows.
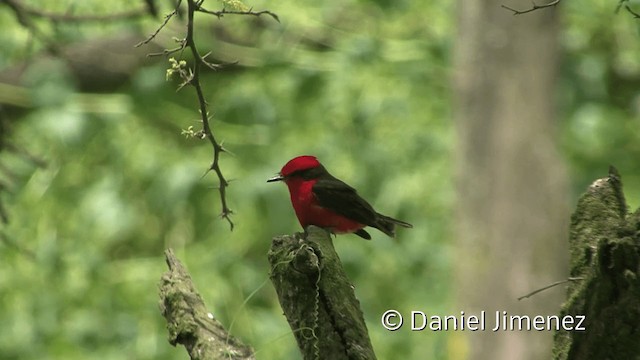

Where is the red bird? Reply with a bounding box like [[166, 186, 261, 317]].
[[268, 155, 412, 240]]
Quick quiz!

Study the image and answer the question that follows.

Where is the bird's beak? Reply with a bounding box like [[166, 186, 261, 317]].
[[267, 173, 284, 183]]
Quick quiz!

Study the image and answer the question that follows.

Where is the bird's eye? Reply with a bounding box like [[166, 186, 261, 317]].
[[289, 169, 309, 178], [289, 167, 320, 179]]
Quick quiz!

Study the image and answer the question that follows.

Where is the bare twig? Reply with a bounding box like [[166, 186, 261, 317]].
[[138, 0, 278, 230], [504, 0, 638, 19], [197, 6, 280, 22], [501, 0, 561, 15], [517, 277, 584, 301], [137, 0, 235, 228], [135, 2, 182, 48], [3, 0, 61, 54], [3, 0, 152, 57], [3, 0, 147, 23], [183, 0, 235, 229], [616, 0, 640, 18], [21, 5, 146, 22], [4, 142, 47, 169], [146, 44, 186, 58], [624, 5, 640, 18]]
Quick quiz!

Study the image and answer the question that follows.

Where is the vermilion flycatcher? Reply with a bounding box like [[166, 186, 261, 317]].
[[268, 155, 412, 240]]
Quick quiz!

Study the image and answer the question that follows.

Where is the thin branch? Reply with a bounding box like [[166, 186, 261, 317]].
[[2, 0, 61, 55], [138, 0, 279, 230], [625, 5, 640, 18], [3, 142, 47, 169], [197, 6, 280, 22], [615, 0, 640, 18], [3, 0, 147, 23], [135, 1, 181, 48], [22, 5, 146, 22], [184, 0, 234, 229], [517, 277, 584, 301], [146, 44, 186, 58], [501, 0, 561, 15]]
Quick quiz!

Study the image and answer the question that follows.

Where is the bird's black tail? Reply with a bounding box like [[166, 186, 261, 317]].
[[374, 213, 413, 238]]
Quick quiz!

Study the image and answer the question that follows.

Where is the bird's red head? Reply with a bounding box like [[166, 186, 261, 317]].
[[267, 155, 323, 183], [280, 155, 321, 177]]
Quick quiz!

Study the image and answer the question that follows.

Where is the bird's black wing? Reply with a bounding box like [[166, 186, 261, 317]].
[[312, 175, 378, 228]]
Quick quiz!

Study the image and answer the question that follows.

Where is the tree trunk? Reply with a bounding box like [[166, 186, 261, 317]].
[[453, 2, 569, 359], [553, 168, 640, 359]]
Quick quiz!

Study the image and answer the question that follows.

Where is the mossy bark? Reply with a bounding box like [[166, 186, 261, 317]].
[[268, 226, 376, 360], [159, 249, 255, 360], [553, 167, 640, 359]]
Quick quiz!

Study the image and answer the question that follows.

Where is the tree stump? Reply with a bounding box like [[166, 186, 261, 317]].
[[159, 249, 255, 360], [268, 226, 376, 360], [553, 167, 640, 359]]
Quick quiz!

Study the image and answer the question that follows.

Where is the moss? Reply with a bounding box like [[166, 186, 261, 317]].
[[268, 226, 377, 360], [553, 169, 640, 359], [158, 249, 255, 360]]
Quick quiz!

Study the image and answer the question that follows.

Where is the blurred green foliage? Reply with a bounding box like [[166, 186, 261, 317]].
[[0, 0, 639, 359], [560, 0, 640, 208]]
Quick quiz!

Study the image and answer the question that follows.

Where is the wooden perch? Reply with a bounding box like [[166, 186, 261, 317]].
[[553, 167, 640, 359], [268, 226, 377, 360], [159, 248, 255, 360]]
